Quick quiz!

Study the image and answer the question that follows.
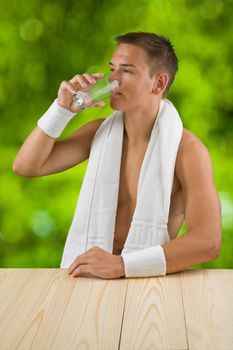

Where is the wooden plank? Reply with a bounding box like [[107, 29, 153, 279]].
[[0, 269, 128, 350], [50, 273, 127, 350], [180, 269, 233, 350], [119, 273, 188, 350]]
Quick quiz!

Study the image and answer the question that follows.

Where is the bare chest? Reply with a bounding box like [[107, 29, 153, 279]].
[[112, 140, 185, 255]]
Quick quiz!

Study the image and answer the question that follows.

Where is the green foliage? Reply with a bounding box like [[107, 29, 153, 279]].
[[0, 0, 232, 268]]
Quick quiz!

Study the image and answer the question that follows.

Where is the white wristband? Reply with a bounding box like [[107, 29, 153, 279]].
[[121, 245, 166, 278], [37, 99, 76, 138]]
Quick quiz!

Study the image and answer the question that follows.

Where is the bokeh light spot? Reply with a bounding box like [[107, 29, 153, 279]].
[[20, 18, 44, 42]]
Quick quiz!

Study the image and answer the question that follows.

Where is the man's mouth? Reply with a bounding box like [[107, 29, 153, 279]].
[[111, 89, 122, 95]]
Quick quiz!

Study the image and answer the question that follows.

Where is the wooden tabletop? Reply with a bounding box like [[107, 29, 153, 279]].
[[0, 269, 232, 350]]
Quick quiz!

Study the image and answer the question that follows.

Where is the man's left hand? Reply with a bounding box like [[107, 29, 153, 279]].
[[68, 246, 125, 279]]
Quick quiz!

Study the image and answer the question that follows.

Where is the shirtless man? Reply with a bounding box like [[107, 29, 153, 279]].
[[13, 32, 222, 279]]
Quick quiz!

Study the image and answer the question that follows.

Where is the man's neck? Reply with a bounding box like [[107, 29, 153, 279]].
[[122, 100, 161, 146]]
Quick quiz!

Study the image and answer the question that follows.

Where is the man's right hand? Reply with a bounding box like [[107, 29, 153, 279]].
[[57, 72, 105, 113]]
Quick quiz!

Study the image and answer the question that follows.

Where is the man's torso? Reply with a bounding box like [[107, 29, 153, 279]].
[[112, 128, 191, 255]]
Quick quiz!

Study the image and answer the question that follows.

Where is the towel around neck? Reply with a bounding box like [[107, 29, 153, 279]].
[[60, 98, 183, 268]]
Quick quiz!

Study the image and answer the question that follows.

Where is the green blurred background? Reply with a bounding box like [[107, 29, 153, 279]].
[[0, 0, 232, 269]]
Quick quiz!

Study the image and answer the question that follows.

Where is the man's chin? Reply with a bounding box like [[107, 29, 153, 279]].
[[110, 100, 123, 111]]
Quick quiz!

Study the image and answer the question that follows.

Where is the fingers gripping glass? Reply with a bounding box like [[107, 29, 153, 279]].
[[73, 77, 119, 110]]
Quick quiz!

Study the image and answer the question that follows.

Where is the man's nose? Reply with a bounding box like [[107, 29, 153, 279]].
[[109, 70, 120, 84]]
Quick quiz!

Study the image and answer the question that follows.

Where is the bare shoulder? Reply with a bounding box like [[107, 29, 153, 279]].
[[67, 117, 105, 143], [89, 118, 106, 127], [84, 117, 106, 136], [177, 128, 211, 160], [180, 128, 206, 147], [175, 128, 215, 188], [71, 117, 105, 136]]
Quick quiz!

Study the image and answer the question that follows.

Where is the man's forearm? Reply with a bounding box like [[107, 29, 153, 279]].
[[162, 230, 220, 274]]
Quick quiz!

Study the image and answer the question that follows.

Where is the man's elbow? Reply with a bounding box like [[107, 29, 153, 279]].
[[208, 236, 222, 261], [12, 161, 35, 178]]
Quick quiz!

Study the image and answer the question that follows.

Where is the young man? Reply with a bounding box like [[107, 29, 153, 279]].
[[13, 32, 222, 279]]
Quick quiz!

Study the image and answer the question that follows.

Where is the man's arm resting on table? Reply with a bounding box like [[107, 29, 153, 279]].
[[121, 135, 222, 278], [163, 136, 222, 274]]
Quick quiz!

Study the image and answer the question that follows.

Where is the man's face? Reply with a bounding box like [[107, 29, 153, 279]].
[[109, 43, 156, 112]]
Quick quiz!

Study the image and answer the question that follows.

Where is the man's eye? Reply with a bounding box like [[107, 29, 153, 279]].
[[109, 68, 132, 74]]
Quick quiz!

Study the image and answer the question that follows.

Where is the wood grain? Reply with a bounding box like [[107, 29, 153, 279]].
[[0, 269, 127, 350], [180, 269, 233, 350], [1, 269, 233, 350], [119, 273, 188, 350]]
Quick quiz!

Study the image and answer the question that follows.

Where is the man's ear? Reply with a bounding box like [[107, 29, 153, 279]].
[[152, 73, 169, 95]]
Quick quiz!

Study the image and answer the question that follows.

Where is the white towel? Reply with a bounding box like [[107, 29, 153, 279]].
[[60, 98, 183, 275]]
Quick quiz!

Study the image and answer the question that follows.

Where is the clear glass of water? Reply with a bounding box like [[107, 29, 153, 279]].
[[74, 75, 118, 110]]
